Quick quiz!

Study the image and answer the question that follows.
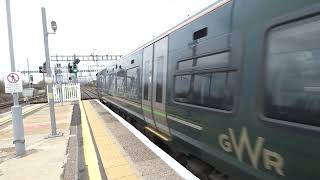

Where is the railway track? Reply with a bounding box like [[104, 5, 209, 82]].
[[1, 86, 97, 110], [0, 95, 47, 113], [81, 87, 98, 100]]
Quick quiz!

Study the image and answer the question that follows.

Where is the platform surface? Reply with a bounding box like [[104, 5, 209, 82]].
[[0, 103, 73, 180], [82, 100, 184, 180], [0, 103, 46, 126]]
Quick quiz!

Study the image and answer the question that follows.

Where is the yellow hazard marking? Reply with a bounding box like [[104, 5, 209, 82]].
[[0, 104, 46, 126], [82, 100, 139, 180], [80, 101, 102, 180]]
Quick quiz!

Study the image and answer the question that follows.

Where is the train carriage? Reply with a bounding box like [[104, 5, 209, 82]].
[[97, 0, 320, 179]]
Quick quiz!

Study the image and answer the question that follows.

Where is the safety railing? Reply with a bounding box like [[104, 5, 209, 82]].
[[50, 83, 81, 103]]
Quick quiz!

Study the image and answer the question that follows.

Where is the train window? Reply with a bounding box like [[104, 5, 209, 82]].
[[116, 70, 126, 97], [143, 59, 150, 100], [264, 15, 320, 127], [174, 75, 191, 103], [101, 76, 106, 90], [209, 72, 235, 111], [174, 71, 235, 110], [110, 74, 115, 95], [177, 52, 230, 70], [126, 67, 139, 101], [178, 60, 193, 70], [108, 75, 111, 92], [104, 74, 108, 89], [155, 56, 164, 103], [98, 76, 103, 89], [196, 52, 229, 68], [192, 73, 211, 106], [193, 27, 207, 40]]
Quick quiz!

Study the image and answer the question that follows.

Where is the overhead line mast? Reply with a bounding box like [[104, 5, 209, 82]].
[[51, 55, 122, 62]]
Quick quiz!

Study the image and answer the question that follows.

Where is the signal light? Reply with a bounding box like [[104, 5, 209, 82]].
[[68, 63, 78, 73], [72, 64, 78, 73]]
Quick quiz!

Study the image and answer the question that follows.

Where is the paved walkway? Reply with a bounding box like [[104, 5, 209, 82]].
[[0, 103, 73, 180]]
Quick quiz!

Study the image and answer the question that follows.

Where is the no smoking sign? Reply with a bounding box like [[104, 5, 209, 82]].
[[5, 72, 23, 93]]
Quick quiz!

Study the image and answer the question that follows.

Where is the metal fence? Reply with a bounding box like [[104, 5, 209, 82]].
[[50, 83, 81, 103]]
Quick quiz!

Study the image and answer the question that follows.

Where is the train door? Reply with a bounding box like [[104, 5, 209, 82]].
[[142, 45, 157, 128], [151, 37, 171, 136]]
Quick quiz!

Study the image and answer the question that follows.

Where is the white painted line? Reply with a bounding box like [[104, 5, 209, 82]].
[[95, 99, 200, 180], [167, 115, 203, 131]]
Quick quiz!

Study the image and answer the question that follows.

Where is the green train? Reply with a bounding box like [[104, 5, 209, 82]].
[[97, 0, 320, 179]]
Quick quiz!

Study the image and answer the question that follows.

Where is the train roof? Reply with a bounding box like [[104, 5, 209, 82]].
[[98, 0, 231, 75], [120, 0, 231, 59]]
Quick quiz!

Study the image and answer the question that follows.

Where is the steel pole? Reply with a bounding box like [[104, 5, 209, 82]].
[[27, 58, 32, 89], [6, 0, 26, 156], [41, 7, 57, 136]]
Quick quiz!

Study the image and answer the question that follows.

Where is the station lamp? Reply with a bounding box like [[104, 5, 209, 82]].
[[51, 21, 57, 32]]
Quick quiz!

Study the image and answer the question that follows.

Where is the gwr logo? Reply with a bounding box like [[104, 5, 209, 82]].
[[218, 127, 285, 176]]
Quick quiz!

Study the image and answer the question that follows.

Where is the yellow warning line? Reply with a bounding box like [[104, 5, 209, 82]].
[[80, 101, 102, 180], [82, 100, 139, 180], [0, 104, 46, 126]]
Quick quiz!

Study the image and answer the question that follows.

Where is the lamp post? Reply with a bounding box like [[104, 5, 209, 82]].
[[41, 7, 60, 137], [6, 0, 26, 156], [27, 59, 31, 88]]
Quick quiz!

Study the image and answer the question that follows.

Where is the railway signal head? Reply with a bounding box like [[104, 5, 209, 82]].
[[68, 63, 78, 73], [72, 64, 78, 73], [39, 66, 43, 73], [68, 63, 72, 73]]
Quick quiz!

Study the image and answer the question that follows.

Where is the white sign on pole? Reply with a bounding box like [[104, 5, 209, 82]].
[[22, 88, 34, 97], [4, 72, 23, 93]]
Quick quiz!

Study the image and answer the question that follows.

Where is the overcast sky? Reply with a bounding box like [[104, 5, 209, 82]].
[[0, 0, 215, 82]]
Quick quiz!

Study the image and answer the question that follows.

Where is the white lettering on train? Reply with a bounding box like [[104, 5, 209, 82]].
[[218, 127, 285, 176]]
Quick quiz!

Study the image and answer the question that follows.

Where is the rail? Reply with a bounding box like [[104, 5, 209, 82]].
[[81, 87, 98, 100], [0, 94, 47, 110]]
